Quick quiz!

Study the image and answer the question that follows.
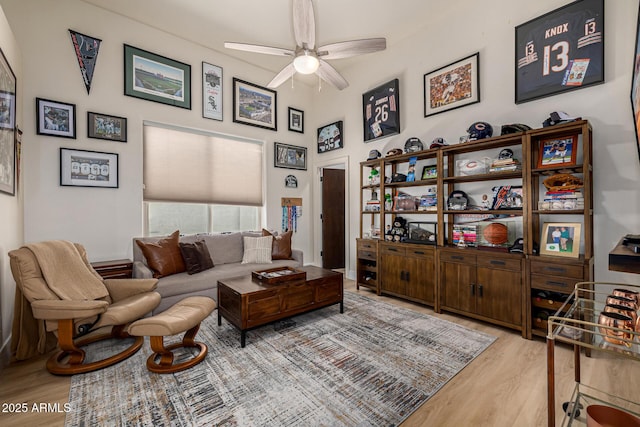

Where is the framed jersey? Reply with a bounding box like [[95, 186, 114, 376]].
[[362, 79, 400, 142], [515, 0, 604, 104]]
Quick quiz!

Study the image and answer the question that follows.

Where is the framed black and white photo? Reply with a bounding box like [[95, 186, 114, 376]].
[[36, 98, 76, 139], [87, 112, 127, 142], [0, 47, 16, 196], [233, 78, 277, 131], [275, 142, 306, 170], [424, 53, 479, 117], [631, 3, 640, 164], [363, 78, 400, 141], [288, 107, 304, 133], [124, 44, 191, 109], [515, 0, 604, 104], [202, 62, 222, 121], [317, 120, 343, 153], [60, 148, 118, 188]]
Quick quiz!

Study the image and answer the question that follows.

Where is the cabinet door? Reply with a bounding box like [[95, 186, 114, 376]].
[[440, 261, 476, 313], [406, 250, 435, 304], [380, 252, 406, 295], [476, 267, 522, 326]]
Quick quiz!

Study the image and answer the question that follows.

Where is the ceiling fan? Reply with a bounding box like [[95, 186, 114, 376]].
[[224, 0, 386, 90]]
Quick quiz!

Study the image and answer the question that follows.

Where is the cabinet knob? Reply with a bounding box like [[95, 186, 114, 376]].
[[478, 284, 484, 297], [470, 284, 475, 296]]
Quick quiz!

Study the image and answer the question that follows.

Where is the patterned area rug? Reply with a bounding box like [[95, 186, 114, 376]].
[[65, 292, 495, 426]]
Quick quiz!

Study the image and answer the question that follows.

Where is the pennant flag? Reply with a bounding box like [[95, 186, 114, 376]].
[[68, 29, 102, 94]]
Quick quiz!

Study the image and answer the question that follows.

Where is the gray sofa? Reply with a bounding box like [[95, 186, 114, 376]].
[[133, 231, 303, 314]]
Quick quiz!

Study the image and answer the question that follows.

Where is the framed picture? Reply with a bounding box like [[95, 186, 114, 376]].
[[540, 222, 581, 258], [424, 52, 479, 117], [421, 166, 437, 180], [288, 107, 304, 133], [630, 3, 640, 164], [274, 142, 307, 170], [285, 175, 298, 188], [233, 78, 277, 131], [36, 98, 76, 139], [60, 148, 118, 188], [317, 120, 343, 153], [202, 62, 222, 121], [363, 78, 400, 141], [124, 44, 191, 109], [87, 112, 127, 142], [0, 48, 16, 196], [537, 135, 578, 169], [491, 185, 524, 210], [515, 0, 604, 104]]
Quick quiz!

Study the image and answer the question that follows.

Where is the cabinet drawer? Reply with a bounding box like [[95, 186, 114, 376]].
[[440, 251, 476, 264], [406, 247, 434, 258], [530, 275, 577, 293], [476, 257, 521, 271], [357, 240, 378, 251], [359, 250, 377, 261], [283, 286, 314, 311], [529, 260, 583, 279], [381, 245, 406, 256], [248, 293, 281, 320]]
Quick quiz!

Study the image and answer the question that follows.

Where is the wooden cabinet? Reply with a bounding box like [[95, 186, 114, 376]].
[[356, 238, 379, 292], [91, 259, 133, 279], [380, 242, 436, 306]]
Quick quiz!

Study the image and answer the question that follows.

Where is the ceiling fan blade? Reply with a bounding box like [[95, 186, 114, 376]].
[[267, 63, 296, 88], [224, 42, 294, 57], [318, 38, 386, 60], [293, 0, 315, 49], [316, 60, 348, 90]]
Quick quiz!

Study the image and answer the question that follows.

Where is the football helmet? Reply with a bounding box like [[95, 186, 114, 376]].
[[404, 137, 424, 153], [500, 123, 531, 135], [467, 122, 493, 140], [447, 190, 469, 211], [498, 148, 514, 160]]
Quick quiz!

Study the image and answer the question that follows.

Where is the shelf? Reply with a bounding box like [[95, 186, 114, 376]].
[[442, 171, 522, 183], [558, 383, 640, 426], [533, 209, 591, 215], [385, 179, 437, 188], [443, 209, 523, 215]]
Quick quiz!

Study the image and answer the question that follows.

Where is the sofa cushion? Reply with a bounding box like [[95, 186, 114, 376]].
[[241, 236, 273, 264], [185, 232, 244, 265], [135, 230, 185, 278], [179, 240, 214, 275], [262, 229, 293, 260]]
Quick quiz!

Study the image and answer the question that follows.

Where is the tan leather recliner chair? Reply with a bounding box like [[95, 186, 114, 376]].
[[9, 241, 161, 375]]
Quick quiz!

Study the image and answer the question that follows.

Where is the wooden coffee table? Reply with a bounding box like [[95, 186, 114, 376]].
[[217, 265, 343, 347]]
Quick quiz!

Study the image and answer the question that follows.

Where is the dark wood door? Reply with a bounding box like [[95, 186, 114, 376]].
[[440, 261, 476, 313], [380, 249, 406, 295], [476, 267, 522, 326], [406, 249, 436, 305], [322, 168, 345, 269]]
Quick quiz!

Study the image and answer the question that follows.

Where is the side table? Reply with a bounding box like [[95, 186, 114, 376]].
[[91, 259, 133, 279]]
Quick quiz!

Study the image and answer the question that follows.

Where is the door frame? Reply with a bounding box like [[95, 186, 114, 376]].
[[313, 155, 350, 277]]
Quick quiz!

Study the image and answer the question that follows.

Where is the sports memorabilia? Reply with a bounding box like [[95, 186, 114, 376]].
[[542, 111, 581, 127], [386, 148, 403, 157], [367, 149, 382, 160], [69, 30, 102, 94], [457, 159, 488, 176], [430, 137, 448, 149], [500, 123, 532, 135], [404, 137, 423, 153], [467, 122, 493, 140], [499, 148, 514, 159], [447, 190, 469, 210], [515, 0, 604, 104], [363, 79, 400, 142]]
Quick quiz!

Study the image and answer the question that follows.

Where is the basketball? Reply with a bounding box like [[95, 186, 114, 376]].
[[483, 223, 508, 245]]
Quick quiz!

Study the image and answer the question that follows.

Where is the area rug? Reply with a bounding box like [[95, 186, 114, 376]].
[[65, 292, 496, 426]]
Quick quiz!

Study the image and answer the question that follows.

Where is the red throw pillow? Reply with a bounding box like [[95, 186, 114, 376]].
[[136, 230, 186, 278], [262, 229, 293, 260]]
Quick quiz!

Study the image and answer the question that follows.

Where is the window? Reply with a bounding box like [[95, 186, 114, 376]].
[[143, 122, 264, 235]]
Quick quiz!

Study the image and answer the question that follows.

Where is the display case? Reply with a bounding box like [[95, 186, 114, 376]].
[[546, 282, 640, 426]]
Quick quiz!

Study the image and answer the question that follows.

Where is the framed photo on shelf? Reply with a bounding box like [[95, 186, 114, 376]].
[[36, 98, 76, 139], [363, 78, 400, 141], [424, 52, 479, 117], [630, 2, 640, 164], [60, 147, 118, 188], [317, 120, 343, 153], [202, 62, 223, 121], [0, 47, 16, 196], [288, 107, 304, 133], [124, 44, 191, 109], [491, 185, 524, 210], [537, 135, 577, 169], [421, 165, 437, 180], [540, 222, 581, 258], [233, 78, 277, 131], [515, 0, 604, 104], [274, 142, 307, 170], [87, 112, 127, 142]]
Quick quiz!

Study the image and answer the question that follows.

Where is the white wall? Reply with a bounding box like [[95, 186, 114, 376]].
[[0, 5, 22, 357], [310, 0, 640, 283]]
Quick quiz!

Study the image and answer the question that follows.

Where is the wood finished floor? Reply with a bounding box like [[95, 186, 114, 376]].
[[1, 277, 638, 427]]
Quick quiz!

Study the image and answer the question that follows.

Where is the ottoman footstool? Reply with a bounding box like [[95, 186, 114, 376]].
[[128, 296, 216, 374]]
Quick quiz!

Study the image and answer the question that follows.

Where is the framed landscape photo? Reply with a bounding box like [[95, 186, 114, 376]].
[[60, 147, 118, 188], [288, 107, 304, 133], [317, 120, 343, 153], [631, 3, 640, 164], [0, 48, 16, 196], [233, 78, 277, 131], [515, 0, 604, 104], [424, 52, 479, 117], [124, 44, 191, 109], [540, 222, 581, 258], [36, 98, 76, 139], [363, 78, 400, 141], [274, 142, 306, 170], [537, 135, 577, 169], [87, 112, 127, 142], [202, 62, 222, 121]]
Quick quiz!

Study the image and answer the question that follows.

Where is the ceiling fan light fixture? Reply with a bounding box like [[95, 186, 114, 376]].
[[293, 51, 319, 74]]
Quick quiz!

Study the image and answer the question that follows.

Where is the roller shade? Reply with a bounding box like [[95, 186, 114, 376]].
[[143, 123, 263, 206]]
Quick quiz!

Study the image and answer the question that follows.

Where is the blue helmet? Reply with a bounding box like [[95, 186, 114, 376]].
[[467, 122, 493, 140]]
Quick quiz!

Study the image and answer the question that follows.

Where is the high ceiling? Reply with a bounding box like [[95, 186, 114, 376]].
[[81, 0, 451, 82]]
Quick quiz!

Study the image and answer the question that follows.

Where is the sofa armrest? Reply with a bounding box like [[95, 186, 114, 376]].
[[103, 278, 159, 302], [133, 261, 154, 279], [31, 299, 109, 320], [291, 249, 303, 265]]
